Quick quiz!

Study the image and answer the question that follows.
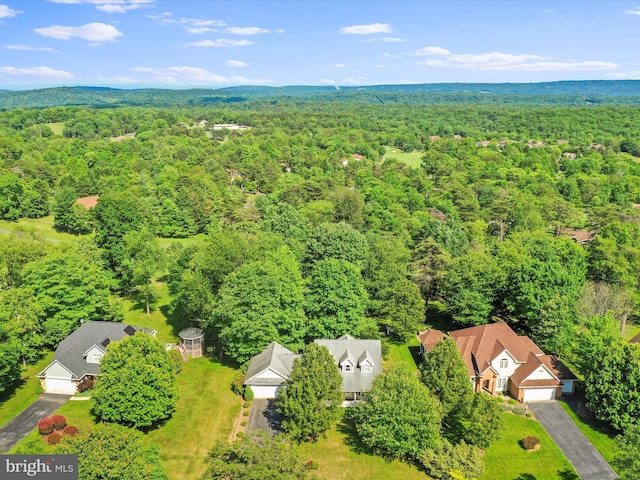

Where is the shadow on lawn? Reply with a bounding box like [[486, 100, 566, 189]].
[[337, 419, 375, 456]]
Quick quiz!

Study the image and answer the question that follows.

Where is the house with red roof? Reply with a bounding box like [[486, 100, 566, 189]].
[[419, 321, 577, 402]]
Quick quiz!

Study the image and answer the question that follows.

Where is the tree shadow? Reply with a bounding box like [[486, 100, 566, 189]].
[[560, 398, 617, 439], [337, 418, 377, 456], [159, 303, 192, 339], [557, 469, 579, 480], [512, 474, 537, 480]]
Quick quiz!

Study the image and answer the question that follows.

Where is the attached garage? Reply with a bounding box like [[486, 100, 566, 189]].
[[249, 385, 280, 399], [522, 387, 556, 402], [43, 376, 76, 394]]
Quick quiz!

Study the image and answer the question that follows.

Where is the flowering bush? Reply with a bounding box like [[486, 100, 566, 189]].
[[38, 418, 55, 435], [47, 432, 62, 445], [521, 436, 540, 450], [63, 425, 79, 437], [51, 414, 67, 430]]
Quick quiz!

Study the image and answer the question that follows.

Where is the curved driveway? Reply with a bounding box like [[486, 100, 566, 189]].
[[0, 394, 70, 452], [527, 402, 618, 480]]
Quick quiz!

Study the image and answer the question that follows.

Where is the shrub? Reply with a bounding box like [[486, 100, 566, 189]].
[[508, 398, 517, 405], [496, 396, 504, 403], [38, 418, 55, 435], [243, 386, 254, 402], [51, 414, 67, 430], [243, 411, 249, 417], [167, 348, 183, 374], [237, 432, 244, 438], [521, 436, 540, 450], [47, 432, 62, 445], [513, 407, 526, 416], [526, 413, 533, 418], [243, 402, 251, 409], [230, 365, 247, 395], [76, 376, 95, 393], [305, 461, 319, 470], [241, 421, 247, 427], [63, 425, 79, 437]]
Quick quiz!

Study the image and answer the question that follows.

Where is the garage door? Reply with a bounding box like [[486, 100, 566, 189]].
[[45, 377, 77, 394], [523, 388, 556, 402], [249, 385, 279, 399]]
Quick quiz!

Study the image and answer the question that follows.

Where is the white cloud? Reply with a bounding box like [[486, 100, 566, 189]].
[[181, 39, 253, 48], [225, 27, 269, 35], [415, 46, 618, 72], [606, 71, 640, 79], [340, 23, 392, 35], [364, 37, 407, 43], [544, 9, 555, 13], [226, 60, 247, 67], [130, 65, 266, 84], [5, 45, 56, 52], [414, 46, 451, 56], [332, 63, 348, 68], [0, 4, 23, 18], [35, 23, 124, 42], [319, 78, 337, 85], [148, 12, 226, 33], [624, 7, 640, 15], [0, 65, 73, 78], [46, 0, 154, 13], [343, 76, 367, 85]]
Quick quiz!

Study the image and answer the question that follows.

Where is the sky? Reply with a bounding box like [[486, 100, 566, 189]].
[[1, 0, 640, 89]]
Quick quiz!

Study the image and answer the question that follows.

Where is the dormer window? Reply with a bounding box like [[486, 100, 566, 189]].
[[343, 364, 353, 373], [499, 358, 508, 369], [361, 363, 372, 373]]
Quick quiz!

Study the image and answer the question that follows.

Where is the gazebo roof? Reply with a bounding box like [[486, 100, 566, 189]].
[[179, 327, 205, 340]]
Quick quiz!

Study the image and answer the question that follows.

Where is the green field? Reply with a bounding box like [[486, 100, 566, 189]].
[[481, 413, 577, 480], [46, 122, 65, 136], [382, 146, 424, 168], [0, 216, 91, 243]]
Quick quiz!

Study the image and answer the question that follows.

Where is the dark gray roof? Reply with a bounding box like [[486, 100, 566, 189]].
[[244, 342, 300, 387], [314, 337, 382, 393], [38, 321, 154, 380], [179, 327, 205, 340]]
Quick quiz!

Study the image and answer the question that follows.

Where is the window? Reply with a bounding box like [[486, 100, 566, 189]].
[[496, 377, 507, 390], [361, 364, 372, 373], [343, 364, 352, 373], [499, 358, 508, 369]]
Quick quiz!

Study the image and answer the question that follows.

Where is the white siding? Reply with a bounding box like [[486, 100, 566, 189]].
[[490, 350, 519, 378], [526, 367, 555, 381], [41, 361, 73, 378], [251, 368, 286, 380], [85, 345, 104, 364]]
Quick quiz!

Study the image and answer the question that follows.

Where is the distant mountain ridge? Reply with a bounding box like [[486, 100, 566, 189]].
[[1, 80, 640, 109]]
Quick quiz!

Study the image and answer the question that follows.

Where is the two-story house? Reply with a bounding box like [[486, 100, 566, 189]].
[[38, 321, 156, 394], [419, 321, 577, 402], [244, 335, 382, 400]]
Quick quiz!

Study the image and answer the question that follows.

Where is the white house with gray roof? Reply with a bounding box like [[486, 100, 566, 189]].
[[38, 321, 156, 394], [244, 335, 382, 400]]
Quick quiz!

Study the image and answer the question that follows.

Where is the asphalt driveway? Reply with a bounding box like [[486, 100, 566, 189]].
[[246, 399, 283, 437], [527, 402, 618, 480], [0, 393, 71, 452]]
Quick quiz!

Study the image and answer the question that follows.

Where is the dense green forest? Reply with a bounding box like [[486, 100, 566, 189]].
[[2, 99, 640, 442], [2, 80, 640, 109]]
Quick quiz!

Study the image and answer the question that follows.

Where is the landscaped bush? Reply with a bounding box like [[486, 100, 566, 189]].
[[241, 421, 247, 427], [167, 348, 183, 374], [508, 398, 517, 405], [230, 366, 247, 396], [243, 401, 251, 409], [242, 411, 249, 417], [237, 432, 244, 438], [51, 414, 67, 430], [521, 436, 540, 450], [305, 461, 319, 470], [243, 385, 254, 402], [38, 418, 55, 435], [63, 425, 79, 437], [47, 432, 62, 445], [76, 376, 95, 392]]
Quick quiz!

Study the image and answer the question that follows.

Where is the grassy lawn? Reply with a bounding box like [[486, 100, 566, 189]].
[[0, 216, 90, 243], [295, 422, 427, 480], [481, 413, 577, 480], [623, 320, 640, 341], [384, 337, 421, 372], [0, 353, 52, 429], [382, 146, 423, 168], [557, 400, 618, 467], [46, 122, 65, 135], [143, 357, 240, 480]]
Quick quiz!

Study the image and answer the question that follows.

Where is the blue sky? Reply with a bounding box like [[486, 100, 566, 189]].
[[1, 1, 640, 89]]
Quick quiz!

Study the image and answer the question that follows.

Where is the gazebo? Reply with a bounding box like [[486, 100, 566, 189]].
[[178, 327, 205, 358]]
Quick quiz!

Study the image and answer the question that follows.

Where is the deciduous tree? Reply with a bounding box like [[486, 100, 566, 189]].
[[277, 343, 343, 442]]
